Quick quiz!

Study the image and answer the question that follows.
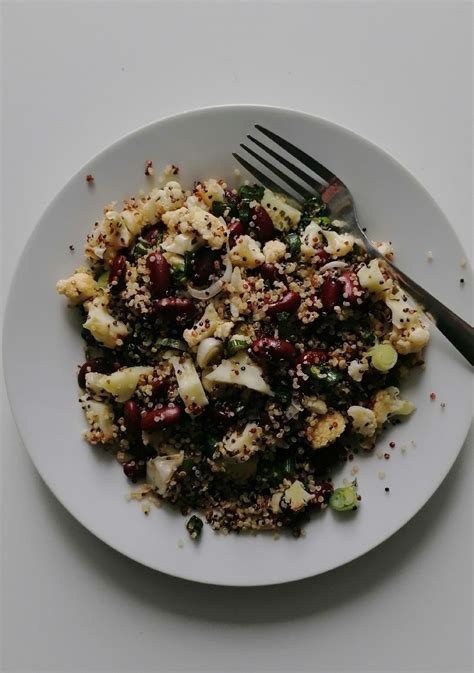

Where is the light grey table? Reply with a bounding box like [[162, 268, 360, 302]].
[[1, 2, 472, 672]]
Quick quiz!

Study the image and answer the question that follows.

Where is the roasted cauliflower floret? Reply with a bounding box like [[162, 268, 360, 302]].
[[85, 367, 153, 403], [347, 359, 369, 382], [348, 405, 377, 437], [219, 423, 263, 462], [271, 481, 314, 514], [56, 268, 98, 305], [263, 239, 287, 263], [204, 351, 271, 395], [139, 181, 186, 224], [392, 323, 430, 355], [83, 293, 128, 348], [261, 188, 301, 232], [147, 452, 184, 496], [357, 259, 392, 294], [80, 395, 116, 444], [323, 230, 354, 258], [194, 178, 226, 208], [306, 411, 346, 449], [162, 206, 227, 250], [372, 387, 415, 425], [229, 235, 265, 268], [183, 302, 222, 348], [302, 396, 328, 414]]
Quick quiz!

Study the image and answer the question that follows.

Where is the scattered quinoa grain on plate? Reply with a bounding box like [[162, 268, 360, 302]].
[[56, 172, 430, 537]]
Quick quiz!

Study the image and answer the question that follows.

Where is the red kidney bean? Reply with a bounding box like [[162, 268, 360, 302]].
[[320, 277, 342, 311], [313, 248, 330, 266], [296, 349, 328, 367], [252, 206, 274, 242], [228, 219, 245, 247], [141, 404, 182, 432], [109, 254, 127, 293], [146, 252, 171, 298], [154, 297, 195, 317], [266, 291, 301, 316], [151, 378, 168, 398], [252, 337, 296, 361], [192, 248, 219, 285], [260, 263, 280, 284], [123, 399, 141, 436], [77, 357, 109, 388], [143, 225, 160, 245], [123, 459, 146, 482], [340, 270, 360, 304]]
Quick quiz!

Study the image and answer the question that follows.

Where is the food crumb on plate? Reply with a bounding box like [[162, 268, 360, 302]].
[[86, 174, 94, 184], [378, 470, 385, 479], [426, 250, 433, 261], [177, 539, 184, 549]]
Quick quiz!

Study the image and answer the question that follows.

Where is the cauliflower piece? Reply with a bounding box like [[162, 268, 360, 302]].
[[306, 411, 346, 449], [372, 387, 415, 425], [263, 240, 287, 263], [348, 405, 377, 437], [261, 188, 301, 232], [183, 302, 222, 348], [302, 396, 328, 414], [357, 259, 392, 294], [162, 206, 227, 250], [300, 222, 323, 259], [86, 210, 134, 263], [384, 290, 419, 329], [161, 231, 202, 256], [56, 268, 98, 305], [392, 323, 430, 355], [229, 235, 265, 269], [83, 293, 128, 348], [194, 178, 226, 208], [323, 230, 355, 258], [85, 367, 153, 402], [272, 481, 314, 514], [139, 181, 186, 224], [147, 452, 184, 496], [213, 321, 234, 341], [373, 240, 394, 260], [169, 355, 208, 411], [204, 351, 271, 395], [219, 423, 263, 462], [80, 395, 116, 444], [347, 359, 369, 382]]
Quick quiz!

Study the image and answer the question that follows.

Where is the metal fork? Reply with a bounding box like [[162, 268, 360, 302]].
[[233, 125, 474, 366]]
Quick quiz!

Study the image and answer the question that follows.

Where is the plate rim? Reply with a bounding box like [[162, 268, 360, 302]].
[[3, 103, 472, 586]]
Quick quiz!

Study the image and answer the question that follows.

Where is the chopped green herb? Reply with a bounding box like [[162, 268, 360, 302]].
[[238, 200, 251, 225], [298, 195, 326, 230], [273, 386, 292, 404], [287, 232, 301, 258], [329, 483, 358, 512], [202, 433, 220, 457], [155, 337, 188, 351], [171, 264, 186, 286], [238, 184, 264, 202], [360, 329, 375, 346], [211, 200, 227, 217], [182, 457, 195, 474], [186, 515, 203, 539]]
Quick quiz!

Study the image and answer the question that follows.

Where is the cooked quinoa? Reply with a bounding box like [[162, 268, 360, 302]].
[[57, 174, 429, 536]]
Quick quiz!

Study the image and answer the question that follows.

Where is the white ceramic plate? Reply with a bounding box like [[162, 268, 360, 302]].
[[4, 105, 472, 586]]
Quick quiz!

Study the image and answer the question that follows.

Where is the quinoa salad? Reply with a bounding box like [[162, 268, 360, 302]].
[[56, 167, 430, 538]]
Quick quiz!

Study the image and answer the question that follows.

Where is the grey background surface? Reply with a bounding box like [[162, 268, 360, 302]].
[[1, 1, 472, 672]]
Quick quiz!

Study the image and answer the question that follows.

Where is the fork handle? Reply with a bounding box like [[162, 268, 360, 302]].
[[386, 261, 474, 365]]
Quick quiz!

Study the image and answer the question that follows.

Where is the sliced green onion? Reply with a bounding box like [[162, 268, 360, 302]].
[[329, 483, 358, 512], [155, 337, 188, 351], [132, 236, 151, 259], [315, 216, 332, 230], [97, 271, 109, 288], [368, 343, 398, 372], [185, 515, 203, 539], [287, 232, 301, 258], [226, 336, 251, 356]]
